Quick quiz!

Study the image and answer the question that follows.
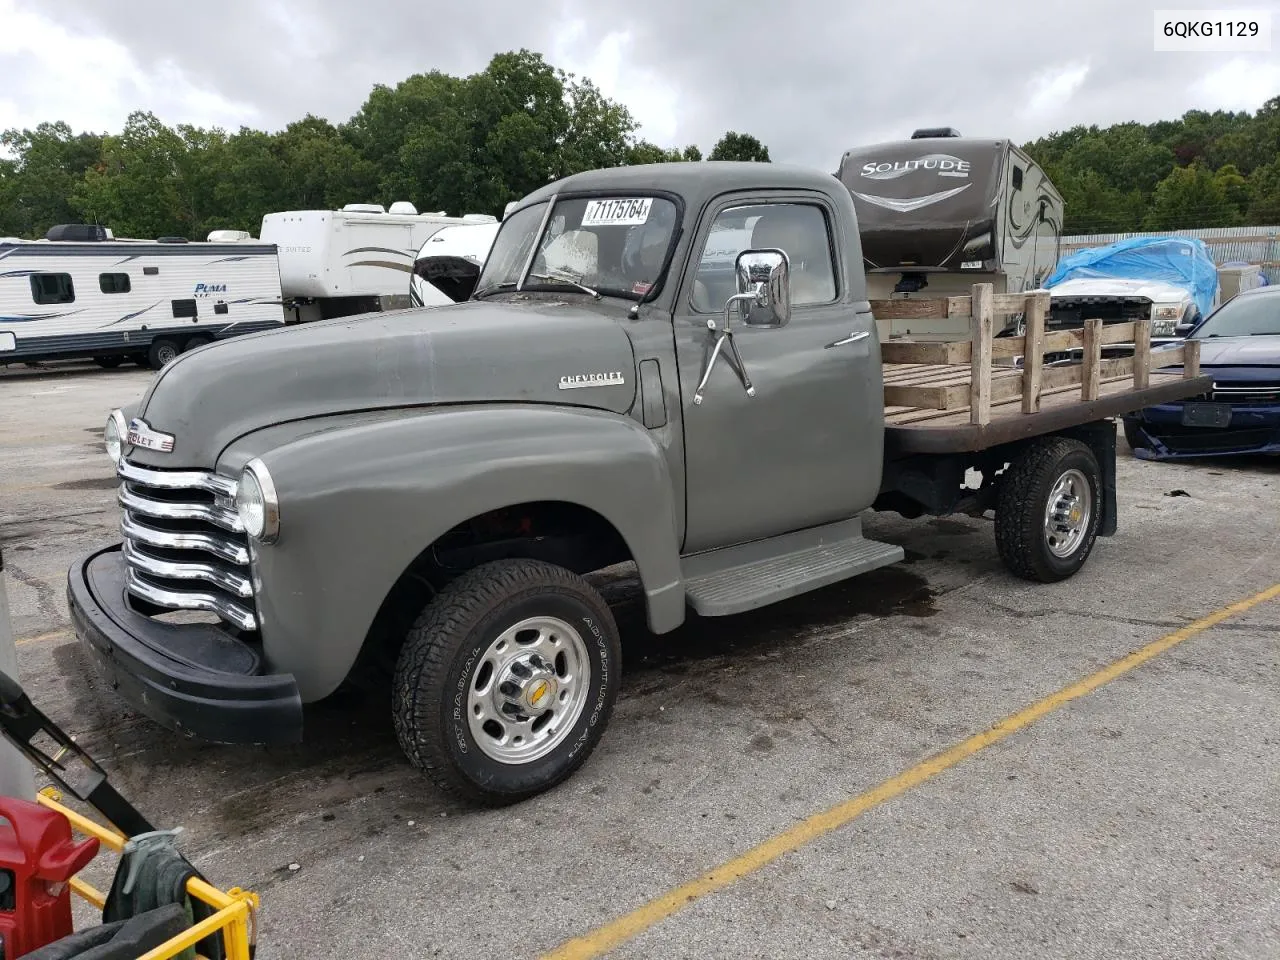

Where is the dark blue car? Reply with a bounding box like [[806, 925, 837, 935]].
[[1123, 284, 1280, 459]]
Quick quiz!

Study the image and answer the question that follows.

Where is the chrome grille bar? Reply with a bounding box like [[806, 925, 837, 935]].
[[122, 540, 254, 599], [117, 459, 238, 497], [120, 514, 250, 565], [119, 486, 244, 533], [125, 569, 257, 632], [118, 456, 258, 631]]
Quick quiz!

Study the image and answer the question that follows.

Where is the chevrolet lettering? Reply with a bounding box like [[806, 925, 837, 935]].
[[558, 372, 625, 389], [125, 418, 175, 453]]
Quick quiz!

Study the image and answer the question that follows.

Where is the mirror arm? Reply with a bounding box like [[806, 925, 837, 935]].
[[693, 292, 759, 405]]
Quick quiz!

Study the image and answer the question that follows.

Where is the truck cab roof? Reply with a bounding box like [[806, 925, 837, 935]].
[[515, 161, 846, 216]]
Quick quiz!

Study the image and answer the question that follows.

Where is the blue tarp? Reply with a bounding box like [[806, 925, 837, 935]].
[[1045, 236, 1220, 318]]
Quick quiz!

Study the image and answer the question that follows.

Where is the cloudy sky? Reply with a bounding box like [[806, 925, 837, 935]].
[[2, 0, 1278, 168]]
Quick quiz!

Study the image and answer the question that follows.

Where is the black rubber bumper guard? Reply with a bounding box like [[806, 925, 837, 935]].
[[67, 544, 303, 745]]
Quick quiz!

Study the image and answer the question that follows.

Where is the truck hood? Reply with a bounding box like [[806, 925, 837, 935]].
[[1048, 277, 1190, 304], [129, 298, 638, 468], [1195, 334, 1280, 368]]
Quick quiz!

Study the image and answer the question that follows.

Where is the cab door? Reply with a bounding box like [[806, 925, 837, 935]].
[[673, 191, 884, 554]]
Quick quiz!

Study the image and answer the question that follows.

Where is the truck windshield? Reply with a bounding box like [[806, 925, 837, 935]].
[[1192, 292, 1280, 338], [475, 196, 679, 300]]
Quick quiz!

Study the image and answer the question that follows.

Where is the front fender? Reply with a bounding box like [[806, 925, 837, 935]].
[[227, 404, 685, 701]]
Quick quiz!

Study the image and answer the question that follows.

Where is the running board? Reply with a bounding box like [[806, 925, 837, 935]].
[[681, 517, 905, 617]]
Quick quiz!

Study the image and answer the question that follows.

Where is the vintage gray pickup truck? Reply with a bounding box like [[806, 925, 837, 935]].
[[68, 161, 1209, 804]]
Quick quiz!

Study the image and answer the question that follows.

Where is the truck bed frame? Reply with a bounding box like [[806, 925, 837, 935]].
[[869, 284, 1212, 531], [874, 285, 1211, 454]]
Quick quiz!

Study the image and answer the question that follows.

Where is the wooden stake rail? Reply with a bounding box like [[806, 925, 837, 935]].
[[874, 284, 1203, 427]]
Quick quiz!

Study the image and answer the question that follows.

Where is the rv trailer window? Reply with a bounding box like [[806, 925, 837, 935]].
[[1012, 166, 1024, 191], [172, 299, 198, 318], [690, 202, 838, 313], [30, 273, 75, 305], [99, 273, 131, 294]]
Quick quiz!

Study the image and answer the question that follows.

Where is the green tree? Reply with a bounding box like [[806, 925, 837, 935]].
[[1052, 166, 1145, 234], [71, 111, 195, 238], [708, 131, 770, 162], [348, 50, 641, 217], [0, 121, 104, 237], [1214, 163, 1251, 222], [625, 141, 703, 165], [1246, 160, 1280, 223], [1143, 162, 1239, 230]]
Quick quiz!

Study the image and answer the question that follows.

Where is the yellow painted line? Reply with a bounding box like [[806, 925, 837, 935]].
[[16, 630, 67, 646], [542, 582, 1280, 960]]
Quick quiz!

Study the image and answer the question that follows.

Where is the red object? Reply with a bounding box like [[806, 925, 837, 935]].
[[0, 796, 99, 958]]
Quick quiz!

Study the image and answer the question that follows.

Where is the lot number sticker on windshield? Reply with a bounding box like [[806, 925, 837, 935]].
[[582, 198, 652, 226]]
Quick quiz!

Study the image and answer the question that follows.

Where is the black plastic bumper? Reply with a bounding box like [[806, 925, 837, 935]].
[[68, 544, 303, 744]]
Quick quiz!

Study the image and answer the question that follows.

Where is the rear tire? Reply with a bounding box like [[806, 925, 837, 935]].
[[92, 356, 123, 369], [147, 338, 180, 370], [392, 559, 621, 805], [995, 437, 1102, 583]]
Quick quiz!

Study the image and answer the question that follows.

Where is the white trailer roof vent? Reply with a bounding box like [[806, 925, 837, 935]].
[[910, 127, 961, 139], [342, 203, 386, 213], [387, 201, 419, 215], [462, 213, 498, 223], [207, 229, 253, 242]]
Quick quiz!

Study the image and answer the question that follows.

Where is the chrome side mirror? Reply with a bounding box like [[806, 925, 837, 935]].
[[734, 249, 791, 327]]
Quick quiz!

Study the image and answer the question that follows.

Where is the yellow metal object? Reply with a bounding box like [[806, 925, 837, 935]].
[[35, 787, 259, 960]]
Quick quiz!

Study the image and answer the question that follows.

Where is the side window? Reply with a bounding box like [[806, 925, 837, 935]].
[[30, 273, 75, 305], [100, 273, 131, 294], [1012, 165, 1024, 191], [690, 202, 837, 313], [172, 299, 198, 318]]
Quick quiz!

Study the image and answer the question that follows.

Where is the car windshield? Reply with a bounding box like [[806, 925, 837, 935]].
[[475, 196, 679, 300], [1192, 292, 1280, 338]]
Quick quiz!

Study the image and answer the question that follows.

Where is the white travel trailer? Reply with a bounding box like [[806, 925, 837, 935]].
[[836, 128, 1064, 340], [260, 202, 497, 323], [409, 220, 502, 305], [0, 224, 285, 369]]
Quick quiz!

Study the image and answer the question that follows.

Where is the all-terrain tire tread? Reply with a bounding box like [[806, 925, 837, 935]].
[[994, 436, 1098, 583], [390, 558, 617, 805]]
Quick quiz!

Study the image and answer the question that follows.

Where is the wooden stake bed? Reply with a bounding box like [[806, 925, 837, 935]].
[[874, 284, 1213, 454]]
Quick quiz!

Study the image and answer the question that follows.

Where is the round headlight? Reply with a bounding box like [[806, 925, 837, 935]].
[[104, 410, 127, 464], [235, 459, 279, 543]]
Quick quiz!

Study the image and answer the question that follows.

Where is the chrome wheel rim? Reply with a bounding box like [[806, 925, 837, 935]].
[[1043, 468, 1091, 558], [466, 616, 591, 764], [157, 345, 177, 365]]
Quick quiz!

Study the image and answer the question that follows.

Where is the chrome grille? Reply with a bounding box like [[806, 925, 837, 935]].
[[1210, 381, 1280, 404], [117, 458, 258, 631]]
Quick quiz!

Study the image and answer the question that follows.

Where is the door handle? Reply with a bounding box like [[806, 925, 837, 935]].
[[824, 331, 869, 349]]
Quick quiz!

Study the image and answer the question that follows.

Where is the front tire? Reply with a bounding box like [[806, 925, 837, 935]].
[[995, 437, 1102, 583], [392, 559, 621, 805]]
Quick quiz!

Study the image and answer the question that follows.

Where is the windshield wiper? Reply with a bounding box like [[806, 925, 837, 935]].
[[527, 272, 601, 299], [472, 281, 515, 300]]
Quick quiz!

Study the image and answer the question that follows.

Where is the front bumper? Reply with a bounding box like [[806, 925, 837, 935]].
[[1123, 403, 1280, 459], [68, 544, 303, 744]]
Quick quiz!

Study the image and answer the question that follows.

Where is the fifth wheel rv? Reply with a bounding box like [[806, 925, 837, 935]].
[[261, 202, 498, 323], [0, 225, 285, 370], [836, 128, 1063, 340]]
